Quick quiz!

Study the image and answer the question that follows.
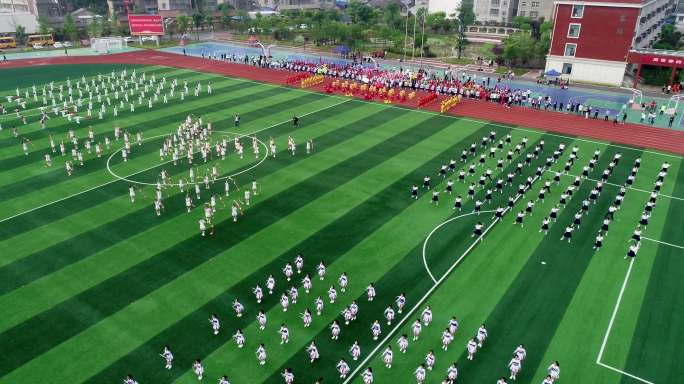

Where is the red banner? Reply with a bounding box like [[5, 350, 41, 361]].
[[628, 52, 684, 68], [128, 15, 164, 36]]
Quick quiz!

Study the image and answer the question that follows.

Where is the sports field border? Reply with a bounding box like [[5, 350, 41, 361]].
[[2, 50, 684, 156]]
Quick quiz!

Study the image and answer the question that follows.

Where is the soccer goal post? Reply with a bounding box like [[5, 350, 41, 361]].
[[90, 37, 127, 54]]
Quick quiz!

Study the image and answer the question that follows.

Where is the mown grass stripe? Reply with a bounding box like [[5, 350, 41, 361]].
[[0, 103, 458, 384], [0, 64, 148, 95], [0, 66, 177, 125], [618, 164, 684, 384], [0, 100, 368, 267], [0, 87, 314, 198], [0, 92, 340, 238], [0, 77, 265, 173], [258, 133, 560, 384], [0, 89, 326, 218], [0, 106, 430, 379], [524, 154, 679, 384], [452, 147, 642, 383], [0, 102, 377, 295], [84, 116, 489, 384], [0, 66, 188, 151], [0, 101, 380, 339], [360, 140, 614, 384]]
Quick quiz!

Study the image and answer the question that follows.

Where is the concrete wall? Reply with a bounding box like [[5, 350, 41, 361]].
[[0, 12, 38, 33], [546, 54, 627, 86]]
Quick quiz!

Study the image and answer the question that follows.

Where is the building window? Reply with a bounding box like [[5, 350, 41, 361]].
[[562, 63, 573, 74], [531, 1, 539, 6], [564, 43, 577, 57], [571, 4, 584, 18], [529, 11, 538, 17], [521, 1, 526, 5], [519, 10, 525, 15], [490, 8, 499, 16], [568, 23, 581, 38]]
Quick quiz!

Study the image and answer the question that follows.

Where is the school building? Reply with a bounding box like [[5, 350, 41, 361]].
[[545, 0, 677, 86]]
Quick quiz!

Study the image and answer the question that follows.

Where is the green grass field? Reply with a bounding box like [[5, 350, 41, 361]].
[[0, 64, 683, 384]]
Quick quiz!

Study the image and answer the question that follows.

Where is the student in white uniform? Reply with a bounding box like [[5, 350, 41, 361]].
[[209, 314, 220, 335], [349, 340, 361, 361], [467, 337, 478, 360], [233, 329, 245, 348], [382, 345, 393, 368], [255, 344, 266, 365], [193, 359, 204, 380], [477, 324, 488, 347], [161, 345, 173, 369], [337, 359, 350, 378], [279, 324, 290, 344], [362, 367, 374, 384], [508, 355, 522, 380]]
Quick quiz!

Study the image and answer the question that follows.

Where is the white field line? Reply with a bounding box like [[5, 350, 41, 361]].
[[641, 237, 684, 250], [597, 258, 634, 364], [543, 170, 684, 201], [596, 258, 655, 384], [208, 74, 684, 160], [597, 362, 655, 384], [422, 210, 497, 283], [0, 98, 350, 223], [345, 171, 542, 383], [105, 132, 269, 186]]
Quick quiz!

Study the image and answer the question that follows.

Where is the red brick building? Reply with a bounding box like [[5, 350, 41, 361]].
[[545, 0, 676, 86]]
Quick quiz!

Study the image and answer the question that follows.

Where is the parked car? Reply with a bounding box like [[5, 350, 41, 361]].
[[32, 44, 45, 49], [53, 42, 63, 48], [63, 41, 73, 47]]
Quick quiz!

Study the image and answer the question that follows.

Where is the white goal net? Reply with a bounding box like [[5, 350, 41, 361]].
[[90, 37, 127, 54]]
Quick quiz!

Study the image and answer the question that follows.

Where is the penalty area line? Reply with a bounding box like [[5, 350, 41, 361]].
[[596, 259, 655, 384], [641, 237, 684, 250]]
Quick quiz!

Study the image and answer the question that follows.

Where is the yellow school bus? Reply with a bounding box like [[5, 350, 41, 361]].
[[0, 36, 16, 49], [27, 34, 54, 47]]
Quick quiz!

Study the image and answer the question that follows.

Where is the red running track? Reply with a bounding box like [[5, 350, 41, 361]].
[[3, 49, 683, 156]]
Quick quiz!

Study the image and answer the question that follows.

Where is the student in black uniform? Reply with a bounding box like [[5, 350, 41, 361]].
[[593, 232, 604, 251]]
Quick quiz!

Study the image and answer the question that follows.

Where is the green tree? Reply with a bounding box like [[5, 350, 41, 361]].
[[235, 10, 250, 34], [455, 0, 475, 58], [348, 0, 375, 25], [512, 16, 532, 30], [503, 32, 535, 66], [176, 14, 191, 36], [383, 1, 402, 29], [426, 11, 447, 33], [479, 42, 496, 61], [15, 25, 27, 45], [38, 16, 51, 35], [86, 18, 102, 38], [204, 12, 214, 30], [192, 12, 204, 39], [166, 18, 176, 39], [63, 14, 78, 42], [110, 12, 126, 36], [220, 7, 231, 30], [653, 24, 682, 50]]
